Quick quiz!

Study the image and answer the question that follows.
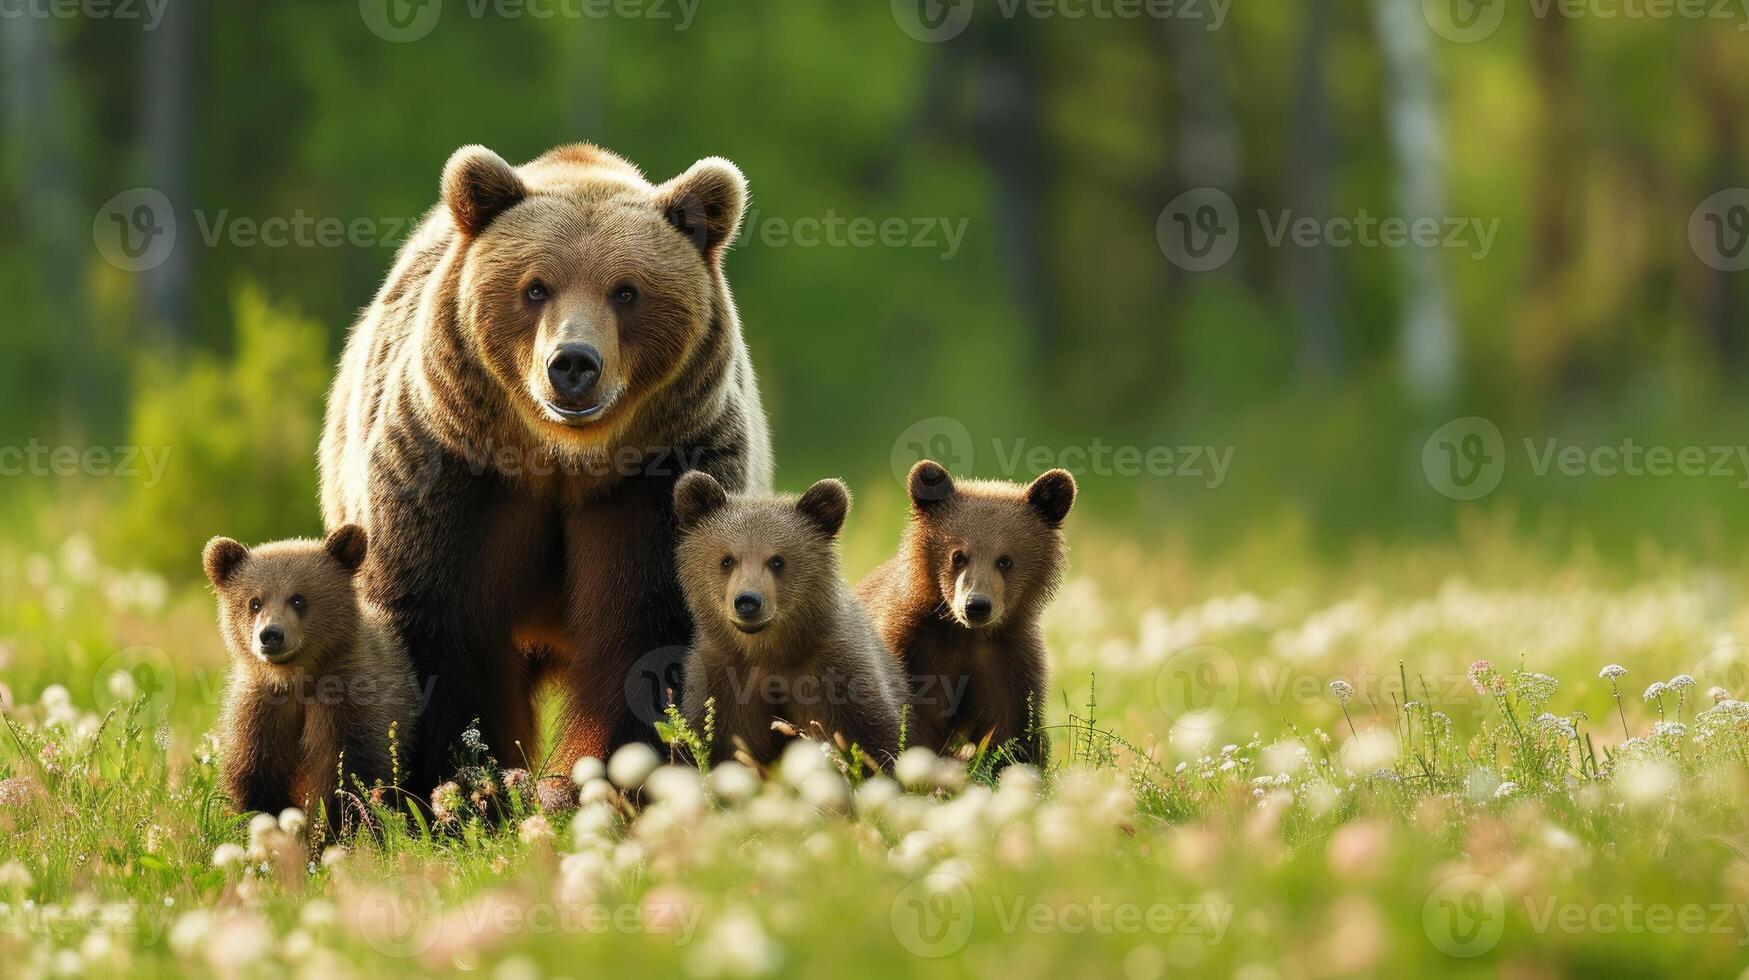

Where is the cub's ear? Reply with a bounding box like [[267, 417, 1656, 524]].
[[1026, 469, 1077, 528], [442, 145, 527, 237], [324, 524, 370, 575], [202, 537, 249, 588], [674, 471, 729, 530], [796, 479, 851, 539], [657, 156, 748, 264], [907, 459, 956, 512]]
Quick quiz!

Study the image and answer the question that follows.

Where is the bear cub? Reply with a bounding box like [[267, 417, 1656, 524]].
[[856, 460, 1076, 763], [674, 472, 904, 767], [204, 525, 418, 831]]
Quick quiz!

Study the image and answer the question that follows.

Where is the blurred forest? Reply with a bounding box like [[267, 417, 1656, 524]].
[[4, 2, 1749, 573]]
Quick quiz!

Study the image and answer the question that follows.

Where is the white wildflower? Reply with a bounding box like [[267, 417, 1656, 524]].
[[1668, 674, 1696, 691], [707, 761, 760, 804], [211, 844, 246, 869], [277, 807, 307, 839], [1643, 682, 1667, 702], [571, 756, 606, 787], [1599, 665, 1628, 680], [518, 815, 555, 844], [1493, 781, 1520, 800], [0, 860, 32, 890], [894, 746, 939, 790], [607, 743, 660, 790]]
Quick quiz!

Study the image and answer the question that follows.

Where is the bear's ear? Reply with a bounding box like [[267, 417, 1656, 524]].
[[907, 460, 956, 513], [442, 145, 527, 238], [202, 537, 249, 588], [1026, 469, 1077, 528], [657, 156, 748, 264], [324, 524, 370, 575], [796, 479, 851, 539], [674, 471, 729, 531]]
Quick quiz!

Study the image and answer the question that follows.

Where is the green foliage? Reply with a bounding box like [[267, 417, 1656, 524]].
[[117, 283, 329, 575]]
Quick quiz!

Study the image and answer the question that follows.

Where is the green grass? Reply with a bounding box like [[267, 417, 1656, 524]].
[[4, 515, 1749, 979]]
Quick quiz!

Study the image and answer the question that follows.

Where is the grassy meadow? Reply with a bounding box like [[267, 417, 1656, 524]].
[[4, 500, 1749, 979]]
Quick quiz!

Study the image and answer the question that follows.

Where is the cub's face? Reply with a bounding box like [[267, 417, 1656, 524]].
[[673, 473, 851, 654], [202, 526, 368, 675], [443, 144, 748, 450], [905, 461, 1076, 630]]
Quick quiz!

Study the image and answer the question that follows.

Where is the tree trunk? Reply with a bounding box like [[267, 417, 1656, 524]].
[[1369, 0, 1457, 405]]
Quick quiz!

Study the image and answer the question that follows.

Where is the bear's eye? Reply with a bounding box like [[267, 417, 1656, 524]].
[[996, 556, 1013, 571], [720, 555, 736, 571], [290, 594, 307, 613], [610, 283, 639, 308], [525, 280, 550, 304], [951, 551, 968, 569], [768, 556, 784, 573], [248, 597, 262, 614]]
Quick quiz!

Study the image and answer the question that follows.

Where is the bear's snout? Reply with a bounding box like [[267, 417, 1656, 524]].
[[545, 343, 603, 409]]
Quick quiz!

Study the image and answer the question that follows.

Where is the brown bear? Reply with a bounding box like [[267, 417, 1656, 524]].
[[856, 460, 1076, 764], [673, 472, 904, 767], [319, 143, 771, 791], [204, 525, 419, 831]]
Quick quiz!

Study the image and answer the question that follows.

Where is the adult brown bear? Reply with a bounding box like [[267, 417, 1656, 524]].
[[320, 143, 771, 792]]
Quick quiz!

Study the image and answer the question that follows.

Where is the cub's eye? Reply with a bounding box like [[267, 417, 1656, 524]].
[[525, 281, 550, 304], [996, 556, 1013, 571], [248, 597, 262, 614], [768, 556, 784, 572], [290, 594, 307, 613], [610, 284, 639, 307], [720, 556, 736, 570], [951, 551, 968, 569]]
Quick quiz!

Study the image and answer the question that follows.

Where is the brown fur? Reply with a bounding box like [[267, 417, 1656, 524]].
[[674, 473, 903, 767], [204, 526, 418, 832], [319, 143, 771, 790], [855, 461, 1076, 763]]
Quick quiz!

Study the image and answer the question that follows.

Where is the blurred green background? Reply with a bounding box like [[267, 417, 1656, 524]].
[[5, 1, 1749, 575]]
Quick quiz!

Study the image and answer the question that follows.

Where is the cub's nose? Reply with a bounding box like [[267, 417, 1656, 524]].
[[258, 625, 285, 652], [965, 595, 993, 622], [546, 343, 602, 402], [733, 591, 764, 621]]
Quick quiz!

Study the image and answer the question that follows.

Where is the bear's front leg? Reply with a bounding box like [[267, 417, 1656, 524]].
[[552, 475, 693, 776]]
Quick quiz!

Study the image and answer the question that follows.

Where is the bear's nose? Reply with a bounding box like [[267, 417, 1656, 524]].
[[258, 625, 285, 652], [964, 595, 993, 622], [546, 343, 602, 403], [733, 591, 764, 621]]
